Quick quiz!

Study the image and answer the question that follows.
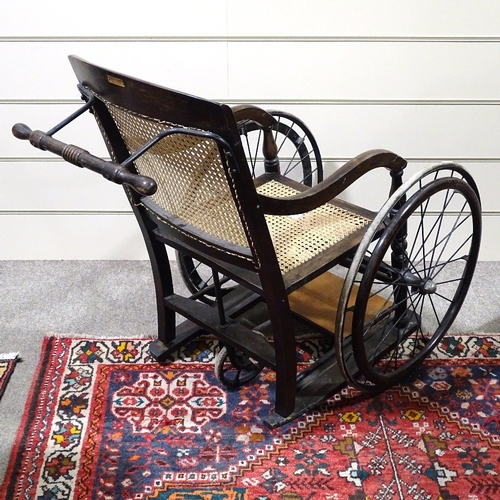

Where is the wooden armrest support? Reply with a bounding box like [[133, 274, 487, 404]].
[[258, 149, 407, 215], [232, 104, 280, 173], [231, 104, 277, 128]]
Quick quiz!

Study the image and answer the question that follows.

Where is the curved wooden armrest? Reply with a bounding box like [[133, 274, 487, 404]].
[[231, 104, 277, 128], [258, 149, 407, 215]]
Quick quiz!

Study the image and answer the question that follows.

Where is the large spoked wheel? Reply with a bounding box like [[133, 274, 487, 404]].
[[214, 345, 264, 389], [336, 164, 481, 392], [176, 110, 323, 302]]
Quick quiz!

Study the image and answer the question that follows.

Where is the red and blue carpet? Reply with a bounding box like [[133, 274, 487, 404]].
[[1, 335, 500, 499]]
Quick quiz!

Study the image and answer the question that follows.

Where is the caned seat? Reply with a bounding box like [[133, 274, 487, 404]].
[[257, 180, 372, 276]]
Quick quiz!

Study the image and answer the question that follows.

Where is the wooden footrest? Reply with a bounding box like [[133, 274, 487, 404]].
[[288, 271, 389, 336]]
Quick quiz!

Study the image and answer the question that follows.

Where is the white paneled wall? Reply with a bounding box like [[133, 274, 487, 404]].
[[1, 1, 499, 259]]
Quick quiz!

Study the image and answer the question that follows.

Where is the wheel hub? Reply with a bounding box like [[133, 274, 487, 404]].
[[402, 270, 437, 295], [421, 277, 437, 295]]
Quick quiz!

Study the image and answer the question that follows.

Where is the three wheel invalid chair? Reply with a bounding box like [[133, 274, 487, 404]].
[[13, 56, 482, 427]]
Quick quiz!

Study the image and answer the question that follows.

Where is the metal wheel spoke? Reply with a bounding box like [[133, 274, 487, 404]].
[[432, 200, 470, 268], [407, 179, 434, 273], [275, 124, 294, 153], [425, 254, 469, 274], [410, 211, 472, 274], [242, 129, 260, 173], [366, 289, 422, 356], [435, 276, 465, 286], [426, 294, 443, 328], [302, 167, 318, 184], [408, 289, 426, 356], [428, 184, 458, 269], [283, 156, 306, 176], [432, 291, 455, 304], [368, 278, 397, 300], [283, 149, 316, 177], [407, 187, 458, 270], [427, 232, 473, 282]]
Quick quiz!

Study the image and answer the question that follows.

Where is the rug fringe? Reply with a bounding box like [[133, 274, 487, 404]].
[[0, 352, 19, 361]]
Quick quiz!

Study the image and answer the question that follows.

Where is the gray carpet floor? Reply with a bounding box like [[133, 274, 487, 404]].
[[1, 260, 499, 484]]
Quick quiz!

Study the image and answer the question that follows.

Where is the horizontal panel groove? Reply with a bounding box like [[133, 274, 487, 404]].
[[330, 158, 500, 163], [2, 157, 500, 164], [0, 210, 132, 216], [229, 99, 500, 106], [3, 100, 77, 105], [0, 157, 67, 162], [3, 36, 500, 43], [0, 157, 114, 163], [3, 210, 499, 216], [5, 99, 500, 106]]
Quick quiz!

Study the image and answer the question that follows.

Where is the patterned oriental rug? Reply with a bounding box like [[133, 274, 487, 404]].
[[2, 335, 500, 500], [0, 353, 18, 400]]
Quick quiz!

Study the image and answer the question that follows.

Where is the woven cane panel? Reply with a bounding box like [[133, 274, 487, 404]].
[[106, 104, 249, 248], [257, 180, 371, 274]]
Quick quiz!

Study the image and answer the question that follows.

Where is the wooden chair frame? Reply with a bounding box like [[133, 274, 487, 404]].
[[13, 56, 481, 427]]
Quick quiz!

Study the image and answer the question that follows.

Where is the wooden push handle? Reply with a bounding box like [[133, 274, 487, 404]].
[[12, 123, 157, 196]]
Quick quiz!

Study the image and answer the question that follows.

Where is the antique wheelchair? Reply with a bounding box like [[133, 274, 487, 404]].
[[13, 56, 482, 427]]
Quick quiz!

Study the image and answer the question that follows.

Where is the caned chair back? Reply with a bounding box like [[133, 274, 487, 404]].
[[69, 56, 265, 268]]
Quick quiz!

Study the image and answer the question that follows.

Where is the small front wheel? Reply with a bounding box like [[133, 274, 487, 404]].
[[214, 345, 264, 389]]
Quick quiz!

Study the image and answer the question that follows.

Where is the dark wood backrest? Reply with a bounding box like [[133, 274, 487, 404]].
[[70, 57, 238, 137], [69, 56, 271, 270]]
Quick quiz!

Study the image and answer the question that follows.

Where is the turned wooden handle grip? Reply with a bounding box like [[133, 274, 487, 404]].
[[12, 123, 157, 196], [12, 122, 32, 140]]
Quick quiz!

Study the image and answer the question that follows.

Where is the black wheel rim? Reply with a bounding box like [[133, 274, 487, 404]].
[[352, 177, 481, 386]]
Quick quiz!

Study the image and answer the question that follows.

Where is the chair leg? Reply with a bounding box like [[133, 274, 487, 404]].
[[271, 315, 297, 417], [148, 238, 176, 347], [140, 226, 212, 362], [261, 274, 297, 418], [147, 243, 205, 361], [130, 204, 177, 353]]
